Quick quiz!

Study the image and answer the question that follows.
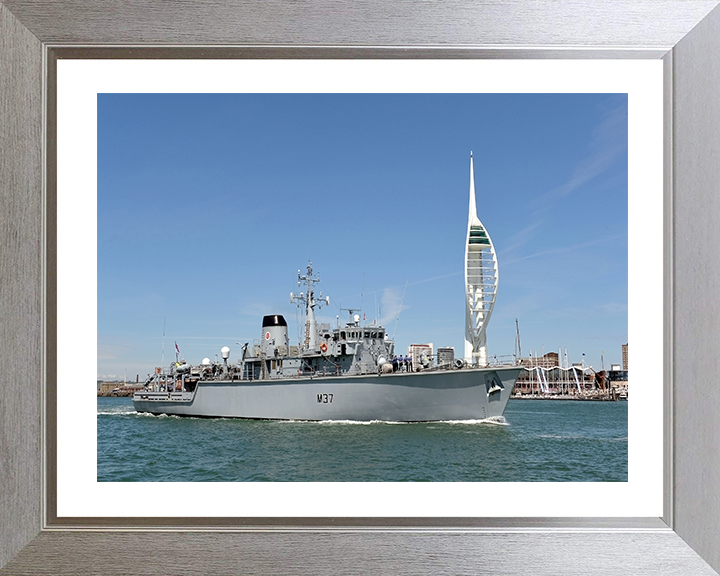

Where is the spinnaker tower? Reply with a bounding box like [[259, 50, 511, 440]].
[[464, 152, 498, 366]]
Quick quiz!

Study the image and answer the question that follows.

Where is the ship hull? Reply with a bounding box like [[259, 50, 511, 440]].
[[132, 366, 521, 421]]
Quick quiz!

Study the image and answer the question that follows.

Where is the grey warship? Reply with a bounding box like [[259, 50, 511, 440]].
[[132, 262, 522, 421]]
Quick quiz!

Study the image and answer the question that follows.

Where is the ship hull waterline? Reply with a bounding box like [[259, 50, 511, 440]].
[[132, 366, 522, 422]]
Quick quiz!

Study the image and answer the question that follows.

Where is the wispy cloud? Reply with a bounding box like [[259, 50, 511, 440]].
[[97, 336, 134, 361], [380, 286, 411, 328], [408, 271, 462, 286], [376, 271, 465, 326], [499, 220, 545, 255], [236, 300, 272, 317], [334, 272, 462, 307], [502, 233, 626, 267], [536, 98, 627, 205], [601, 302, 628, 315]]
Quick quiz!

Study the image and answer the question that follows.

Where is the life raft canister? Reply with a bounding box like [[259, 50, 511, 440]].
[[320, 342, 328, 352]]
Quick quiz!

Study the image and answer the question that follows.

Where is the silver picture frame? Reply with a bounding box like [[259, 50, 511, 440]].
[[2, 1, 720, 574]]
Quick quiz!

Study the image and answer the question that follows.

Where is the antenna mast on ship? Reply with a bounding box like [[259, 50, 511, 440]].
[[290, 261, 329, 351]]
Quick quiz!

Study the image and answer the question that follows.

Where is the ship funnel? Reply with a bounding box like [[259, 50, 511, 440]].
[[262, 314, 289, 355]]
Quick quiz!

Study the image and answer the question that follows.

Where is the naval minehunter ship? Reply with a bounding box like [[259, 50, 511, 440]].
[[134, 154, 518, 420], [132, 262, 522, 421]]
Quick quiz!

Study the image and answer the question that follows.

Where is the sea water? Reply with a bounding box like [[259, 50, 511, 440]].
[[97, 396, 627, 482]]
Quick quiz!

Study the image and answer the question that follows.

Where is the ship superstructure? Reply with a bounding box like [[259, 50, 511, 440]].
[[133, 259, 520, 421]]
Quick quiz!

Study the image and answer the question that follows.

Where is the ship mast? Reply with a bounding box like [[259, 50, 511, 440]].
[[290, 261, 329, 351]]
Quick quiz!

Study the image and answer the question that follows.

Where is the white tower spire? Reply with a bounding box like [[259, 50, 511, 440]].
[[464, 152, 499, 366], [468, 151, 477, 219]]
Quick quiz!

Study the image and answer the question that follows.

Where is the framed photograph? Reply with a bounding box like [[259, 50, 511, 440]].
[[69, 61, 654, 515], [2, 1, 719, 574]]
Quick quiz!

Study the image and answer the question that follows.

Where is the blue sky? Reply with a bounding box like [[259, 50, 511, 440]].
[[97, 93, 627, 381]]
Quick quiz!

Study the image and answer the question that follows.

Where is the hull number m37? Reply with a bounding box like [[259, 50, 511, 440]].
[[317, 393, 334, 404]]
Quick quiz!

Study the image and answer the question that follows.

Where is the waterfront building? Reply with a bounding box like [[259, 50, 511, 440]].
[[464, 153, 498, 366], [622, 343, 629, 370], [98, 381, 119, 394], [511, 349, 629, 398], [521, 351, 559, 370], [608, 368, 628, 383], [408, 343, 434, 371], [437, 346, 455, 367]]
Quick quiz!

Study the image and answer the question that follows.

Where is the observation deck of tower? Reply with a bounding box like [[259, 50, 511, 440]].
[[464, 152, 498, 366]]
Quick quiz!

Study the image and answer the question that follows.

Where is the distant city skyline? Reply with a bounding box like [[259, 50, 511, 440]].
[[98, 93, 628, 380]]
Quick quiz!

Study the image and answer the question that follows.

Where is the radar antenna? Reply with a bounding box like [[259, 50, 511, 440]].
[[340, 306, 361, 325]]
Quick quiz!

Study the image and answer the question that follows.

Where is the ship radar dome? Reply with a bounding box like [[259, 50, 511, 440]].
[[201, 358, 210, 366], [221, 346, 230, 360]]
